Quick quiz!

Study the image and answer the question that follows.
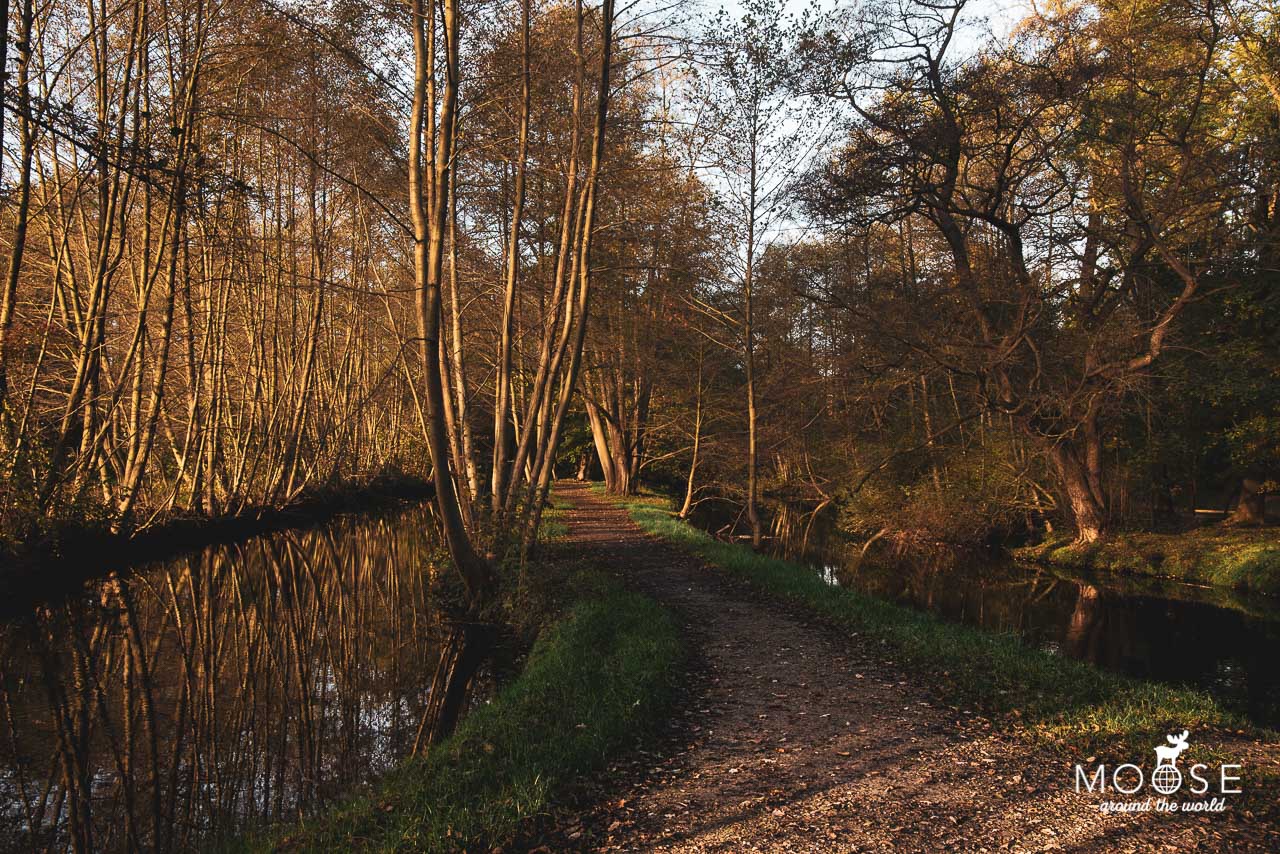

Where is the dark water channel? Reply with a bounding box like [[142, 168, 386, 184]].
[[695, 500, 1280, 729], [0, 506, 454, 853]]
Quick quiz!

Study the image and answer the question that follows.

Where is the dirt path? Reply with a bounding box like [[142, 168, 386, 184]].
[[541, 482, 1275, 853]]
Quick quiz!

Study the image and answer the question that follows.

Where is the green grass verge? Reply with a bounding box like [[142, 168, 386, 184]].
[[1016, 528, 1280, 596], [618, 496, 1271, 762], [249, 574, 681, 853], [537, 504, 570, 542]]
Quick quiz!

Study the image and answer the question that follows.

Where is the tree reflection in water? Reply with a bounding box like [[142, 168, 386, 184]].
[[0, 508, 451, 852], [708, 499, 1280, 728]]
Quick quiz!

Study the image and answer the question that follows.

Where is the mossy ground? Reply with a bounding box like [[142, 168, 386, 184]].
[[1016, 527, 1280, 596]]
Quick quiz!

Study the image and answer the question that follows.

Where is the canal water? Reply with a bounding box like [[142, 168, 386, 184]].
[[0, 506, 453, 852], [4, 497, 1277, 851], [699, 500, 1280, 729]]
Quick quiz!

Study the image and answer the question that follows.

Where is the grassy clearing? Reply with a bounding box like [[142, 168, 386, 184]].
[[618, 495, 1269, 762], [249, 571, 681, 853], [1016, 528, 1280, 596]]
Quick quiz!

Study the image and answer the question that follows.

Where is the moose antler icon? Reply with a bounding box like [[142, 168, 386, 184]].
[[1154, 730, 1190, 767]]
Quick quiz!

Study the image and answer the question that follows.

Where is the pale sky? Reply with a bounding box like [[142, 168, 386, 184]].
[[675, 0, 1044, 250], [705, 0, 1036, 54]]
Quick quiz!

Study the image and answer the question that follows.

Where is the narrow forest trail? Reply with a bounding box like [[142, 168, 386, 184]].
[[541, 481, 1275, 853]]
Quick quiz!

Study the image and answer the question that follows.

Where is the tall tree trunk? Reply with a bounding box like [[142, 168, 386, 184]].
[[584, 396, 614, 492], [409, 0, 493, 603], [447, 175, 481, 504], [627, 378, 651, 488], [0, 0, 34, 448], [1051, 441, 1107, 544], [605, 414, 631, 495], [1083, 405, 1105, 513], [521, 0, 615, 548], [497, 4, 585, 523], [438, 310, 470, 524], [678, 356, 703, 519], [491, 0, 531, 515], [744, 139, 762, 550], [1227, 478, 1267, 526], [920, 374, 942, 494]]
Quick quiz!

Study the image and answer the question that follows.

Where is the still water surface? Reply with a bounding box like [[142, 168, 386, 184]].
[[703, 501, 1280, 728], [0, 506, 449, 853], [5, 498, 1278, 850]]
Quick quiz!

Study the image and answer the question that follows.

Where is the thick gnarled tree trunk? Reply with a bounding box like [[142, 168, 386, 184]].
[[1227, 478, 1267, 526], [1051, 441, 1107, 544]]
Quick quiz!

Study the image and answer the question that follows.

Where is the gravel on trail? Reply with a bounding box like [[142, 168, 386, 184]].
[[526, 482, 1278, 853]]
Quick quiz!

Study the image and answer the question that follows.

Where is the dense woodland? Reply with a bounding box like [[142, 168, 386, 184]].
[[0, 0, 1275, 572]]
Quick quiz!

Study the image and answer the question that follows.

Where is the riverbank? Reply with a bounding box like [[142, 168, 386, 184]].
[[615, 493, 1274, 762], [1016, 527, 1280, 596], [224, 484, 1277, 850], [254, 564, 683, 852], [0, 473, 434, 615], [544, 483, 1277, 851]]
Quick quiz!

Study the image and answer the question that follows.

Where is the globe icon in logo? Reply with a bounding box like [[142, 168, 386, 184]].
[[1151, 764, 1182, 795]]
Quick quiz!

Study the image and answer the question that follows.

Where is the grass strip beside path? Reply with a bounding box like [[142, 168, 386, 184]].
[[619, 496, 1270, 761], [255, 575, 682, 853]]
